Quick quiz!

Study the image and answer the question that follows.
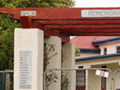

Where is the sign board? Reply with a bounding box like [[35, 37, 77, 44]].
[[96, 70, 109, 78], [19, 50, 32, 89], [21, 11, 36, 16], [81, 10, 120, 17]]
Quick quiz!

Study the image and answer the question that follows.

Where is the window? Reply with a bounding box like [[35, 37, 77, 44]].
[[101, 48, 107, 55], [76, 66, 85, 90], [116, 46, 120, 53], [103, 48, 107, 55], [101, 66, 107, 90]]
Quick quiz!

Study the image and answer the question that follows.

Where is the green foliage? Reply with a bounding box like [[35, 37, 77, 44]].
[[9, 73, 13, 90], [0, 0, 75, 8], [44, 43, 57, 71], [44, 43, 58, 90], [46, 70, 58, 89], [0, 14, 21, 70], [61, 71, 69, 90], [75, 46, 80, 56], [61, 50, 69, 90]]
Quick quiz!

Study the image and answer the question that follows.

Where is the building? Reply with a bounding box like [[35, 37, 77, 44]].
[[70, 36, 120, 90]]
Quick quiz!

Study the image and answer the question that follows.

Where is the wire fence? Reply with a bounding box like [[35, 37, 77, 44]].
[[44, 68, 113, 90], [113, 69, 120, 90], [0, 71, 13, 90], [2, 68, 120, 90]]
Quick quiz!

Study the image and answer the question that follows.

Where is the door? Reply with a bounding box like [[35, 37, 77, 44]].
[[101, 66, 107, 90], [76, 66, 85, 90]]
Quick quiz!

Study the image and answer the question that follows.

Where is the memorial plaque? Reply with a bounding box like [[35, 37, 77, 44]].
[[19, 50, 32, 89], [81, 10, 120, 17], [21, 11, 36, 16]]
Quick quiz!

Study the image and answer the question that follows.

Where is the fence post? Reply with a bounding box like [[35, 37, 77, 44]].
[[5, 72, 10, 90], [3, 73, 5, 90], [84, 66, 91, 90]]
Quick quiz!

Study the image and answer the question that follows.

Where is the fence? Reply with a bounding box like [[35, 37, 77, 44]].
[[2, 68, 120, 90], [44, 68, 113, 90], [113, 69, 120, 90], [0, 71, 13, 90]]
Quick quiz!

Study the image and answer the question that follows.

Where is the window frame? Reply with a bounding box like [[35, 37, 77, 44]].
[[115, 45, 120, 53], [101, 47, 107, 55]]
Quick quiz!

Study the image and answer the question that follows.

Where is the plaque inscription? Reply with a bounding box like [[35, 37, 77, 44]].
[[82, 10, 120, 17], [21, 11, 36, 16], [19, 50, 32, 89]]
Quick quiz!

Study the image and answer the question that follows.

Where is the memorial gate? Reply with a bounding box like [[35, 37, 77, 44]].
[[1, 8, 120, 90]]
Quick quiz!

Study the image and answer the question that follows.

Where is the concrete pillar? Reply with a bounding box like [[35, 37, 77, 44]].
[[62, 43, 76, 90], [44, 36, 61, 90], [14, 28, 43, 90], [84, 66, 91, 90]]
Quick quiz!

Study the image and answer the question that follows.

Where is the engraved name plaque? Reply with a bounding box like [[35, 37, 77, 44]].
[[81, 10, 120, 17], [21, 11, 36, 16], [19, 50, 32, 89]]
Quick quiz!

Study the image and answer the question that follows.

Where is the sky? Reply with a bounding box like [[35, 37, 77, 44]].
[[74, 0, 120, 7]]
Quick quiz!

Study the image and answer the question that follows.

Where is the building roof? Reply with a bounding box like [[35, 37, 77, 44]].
[[70, 36, 118, 49], [76, 53, 120, 62], [92, 36, 120, 46]]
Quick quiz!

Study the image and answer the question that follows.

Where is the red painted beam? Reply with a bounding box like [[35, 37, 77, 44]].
[[60, 33, 70, 43], [33, 21, 44, 30], [1, 8, 120, 20], [20, 16, 33, 28], [0, 8, 15, 15], [39, 20, 120, 25], [68, 33, 120, 36], [46, 25, 120, 29], [59, 29, 120, 33]]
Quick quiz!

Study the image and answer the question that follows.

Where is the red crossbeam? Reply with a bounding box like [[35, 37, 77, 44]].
[[59, 29, 120, 33], [1, 8, 120, 42], [1, 8, 120, 20], [39, 20, 120, 25], [45, 25, 120, 29], [69, 33, 120, 36]]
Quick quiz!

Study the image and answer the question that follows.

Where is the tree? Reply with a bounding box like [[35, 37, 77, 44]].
[[0, 14, 21, 70], [0, 0, 75, 8], [0, 0, 75, 70], [75, 46, 80, 56]]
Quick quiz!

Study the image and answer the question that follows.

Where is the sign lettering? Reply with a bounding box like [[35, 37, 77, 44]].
[[21, 11, 36, 16], [19, 50, 32, 89], [96, 70, 109, 78], [82, 10, 120, 17]]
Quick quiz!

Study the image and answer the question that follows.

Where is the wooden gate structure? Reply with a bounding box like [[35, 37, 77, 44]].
[[0, 8, 120, 90], [1, 8, 120, 43]]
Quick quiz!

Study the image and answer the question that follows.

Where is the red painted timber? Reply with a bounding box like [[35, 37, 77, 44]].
[[2, 8, 120, 20], [69, 33, 120, 36], [45, 25, 120, 29], [1, 8, 120, 37], [20, 16, 33, 28], [0, 8, 14, 15], [33, 21, 44, 30], [59, 29, 120, 33], [39, 20, 120, 25]]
